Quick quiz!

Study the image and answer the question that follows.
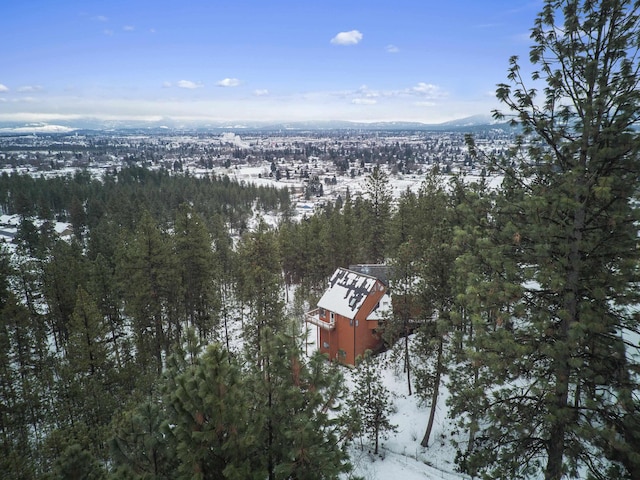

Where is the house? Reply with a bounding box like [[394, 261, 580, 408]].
[[305, 266, 391, 366]]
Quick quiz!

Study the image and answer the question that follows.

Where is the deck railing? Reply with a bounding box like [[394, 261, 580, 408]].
[[304, 308, 335, 330]]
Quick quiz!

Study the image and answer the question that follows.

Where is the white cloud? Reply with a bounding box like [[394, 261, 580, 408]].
[[17, 85, 43, 93], [352, 98, 377, 105], [254, 89, 269, 96], [123, 25, 135, 31], [104, 29, 114, 36], [94, 15, 108, 22], [177, 80, 203, 89], [409, 82, 445, 99], [0, 84, 8, 92], [412, 82, 438, 94], [217, 78, 240, 87], [12, 96, 36, 103], [385, 44, 399, 53], [331, 82, 446, 105], [0, 79, 496, 125], [357, 85, 379, 98], [330, 30, 363, 46]]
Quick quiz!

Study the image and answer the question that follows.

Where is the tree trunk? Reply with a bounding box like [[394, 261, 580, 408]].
[[405, 326, 412, 396], [374, 412, 380, 454], [545, 200, 585, 479], [421, 337, 443, 447], [466, 362, 480, 454]]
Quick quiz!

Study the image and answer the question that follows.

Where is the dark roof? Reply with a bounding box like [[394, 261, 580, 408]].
[[348, 264, 390, 286]]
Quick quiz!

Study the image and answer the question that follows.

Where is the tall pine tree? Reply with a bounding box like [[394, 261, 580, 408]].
[[455, 1, 640, 478]]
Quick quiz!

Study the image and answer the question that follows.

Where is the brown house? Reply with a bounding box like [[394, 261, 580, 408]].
[[305, 266, 391, 366]]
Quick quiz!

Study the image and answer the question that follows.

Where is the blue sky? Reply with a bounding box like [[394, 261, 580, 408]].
[[0, 0, 542, 125]]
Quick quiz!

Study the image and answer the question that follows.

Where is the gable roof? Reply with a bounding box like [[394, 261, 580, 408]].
[[317, 267, 384, 319]]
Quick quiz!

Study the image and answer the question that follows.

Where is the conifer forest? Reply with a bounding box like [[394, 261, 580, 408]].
[[1, 1, 640, 479]]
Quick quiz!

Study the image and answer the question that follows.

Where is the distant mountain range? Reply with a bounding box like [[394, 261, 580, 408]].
[[0, 114, 516, 135]]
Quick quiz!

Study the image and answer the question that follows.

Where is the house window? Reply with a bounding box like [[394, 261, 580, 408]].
[[330, 312, 335, 322], [319, 308, 326, 317], [349, 319, 353, 326], [323, 342, 330, 349]]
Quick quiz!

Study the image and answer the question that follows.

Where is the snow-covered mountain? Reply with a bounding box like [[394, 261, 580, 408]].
[[0, 123, 77, 134], [0, 115, 514, 135]]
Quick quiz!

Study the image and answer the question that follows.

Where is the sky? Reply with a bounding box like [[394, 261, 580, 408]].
[[0, 0, 543, 126]]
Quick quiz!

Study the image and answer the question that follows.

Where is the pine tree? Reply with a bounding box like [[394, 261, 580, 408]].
[[211, 220, 237, 353], [456, 1, 640, 478], [323, 199, 358, 272], [110, 400, 178, 480], [66, 287, 110, 378], [164, 343, 258, 480], [246, 330, 353, 479], [277, 219, 303, 288], [117, 210, 178, 373], [49, 444, 106, 480], [385, 172, 457, 447], [174, 204, 219, 341], [384, 189, 420, 394], [383, 238, 417, 397], [42, 240, 89, 352], [349, 351, 396, 455], [362, 166, 392, 263], [277, 349, 352, 479], [46, 287, 117, 465], [235, 220, 284, 355], [0, 295, 40, 480], [69, 195, 87, 240], [413, 175, 458, 448], [0, 242, 54, 475], [88, 253, 125, 369], [15, 217, 41, 258], [446, 176, 497, 460]]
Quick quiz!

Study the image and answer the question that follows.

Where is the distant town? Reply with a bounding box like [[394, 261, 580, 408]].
[[0, 125, 515, 214]]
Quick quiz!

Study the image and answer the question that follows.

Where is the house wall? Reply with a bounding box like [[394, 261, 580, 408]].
[[352, 280, 385, 364], [318, 313, 354, 363], [317, 308, 338, 361], [318, 327, 338, 360]]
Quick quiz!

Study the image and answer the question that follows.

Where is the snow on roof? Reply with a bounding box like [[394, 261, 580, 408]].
[[317, 267, 384, 319], [366, 293, 391, 321], [54, 222, 72, 234], [0, 215, 20, 226]]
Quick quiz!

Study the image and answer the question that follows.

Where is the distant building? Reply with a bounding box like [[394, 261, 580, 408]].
[[305, 266, 391, 366]]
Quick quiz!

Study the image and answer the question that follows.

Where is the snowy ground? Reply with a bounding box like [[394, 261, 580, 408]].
[[300, 316, 467, 480], [0, 214, 73, 249], [343, 353, 467, 480]]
